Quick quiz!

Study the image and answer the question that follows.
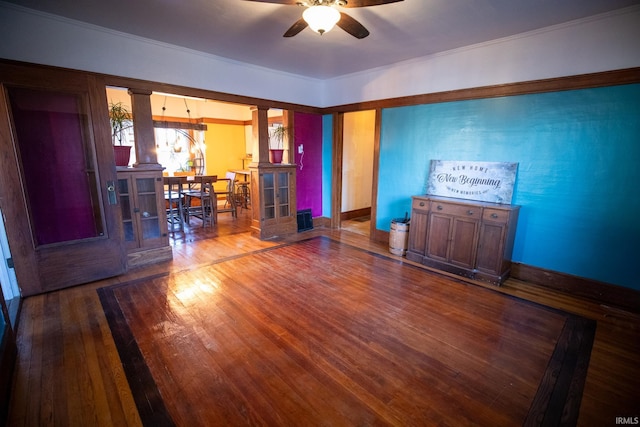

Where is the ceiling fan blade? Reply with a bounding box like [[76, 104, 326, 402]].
[[336, 12, 370, 39], [342, 0, 404, 7], [283, 18, 309, 37], [243, 0, 300, 4]]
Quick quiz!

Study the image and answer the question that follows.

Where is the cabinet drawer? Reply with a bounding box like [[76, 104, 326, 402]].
[[430, 201, 481, 218], [412, 198, 430, 210], [483, 208, 509, 223]]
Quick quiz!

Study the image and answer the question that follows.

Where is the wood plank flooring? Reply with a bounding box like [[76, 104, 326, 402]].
[[6, 210, 640, 426]]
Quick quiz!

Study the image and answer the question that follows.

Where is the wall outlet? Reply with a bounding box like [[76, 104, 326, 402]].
[[298, 144, 304, 154]]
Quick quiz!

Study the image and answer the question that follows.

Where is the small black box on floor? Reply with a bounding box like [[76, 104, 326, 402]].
[[297, 209, 313, 232]]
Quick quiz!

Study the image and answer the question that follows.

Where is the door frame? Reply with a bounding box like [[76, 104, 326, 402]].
[[330, 109, 382, 240], [0, 284, 15, 426]]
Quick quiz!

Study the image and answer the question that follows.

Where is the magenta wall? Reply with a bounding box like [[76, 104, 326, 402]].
[[294, 112, 323, 217]]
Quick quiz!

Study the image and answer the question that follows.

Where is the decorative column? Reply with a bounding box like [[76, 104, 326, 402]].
[[128, 88, 161, 168], [250, 105, 271, 166], [249, 105, 298, 239]]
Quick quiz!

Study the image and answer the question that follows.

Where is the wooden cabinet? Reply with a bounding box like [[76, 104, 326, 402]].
[[407, 195, 519, 284], [117, 169, 172, 267], [249, 164, 297, 239]]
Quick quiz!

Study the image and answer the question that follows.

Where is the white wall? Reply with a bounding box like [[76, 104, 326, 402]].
[[0, 2, 323, 106], [1, 2, 639, 108], [322, 6, 640, 107]]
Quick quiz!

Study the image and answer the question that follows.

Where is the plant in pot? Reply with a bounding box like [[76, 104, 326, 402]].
[[109, 101, 133, 167], [268, 125, 289, 164]]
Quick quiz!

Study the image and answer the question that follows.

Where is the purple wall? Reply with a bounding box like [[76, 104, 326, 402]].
[[294, 112, 323, 217]]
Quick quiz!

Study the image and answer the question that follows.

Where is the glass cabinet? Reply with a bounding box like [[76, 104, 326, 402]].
[[263, 170, 292, 220], [250, 165, 297, 239], [117, 169, 171, 265]]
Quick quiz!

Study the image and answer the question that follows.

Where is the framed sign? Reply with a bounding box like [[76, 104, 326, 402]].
[[427, 160, 518, 204]]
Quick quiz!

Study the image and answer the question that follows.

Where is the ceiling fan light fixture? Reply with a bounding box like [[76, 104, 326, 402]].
[[302, 5, 341, 35]]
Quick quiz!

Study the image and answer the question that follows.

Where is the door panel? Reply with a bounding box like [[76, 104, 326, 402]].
[[450, 218, 479, 268], [0, 64, 125, 295], [426, 214, 451, 261], [476, 222, 506, 274], [8, 87, 105, 245]]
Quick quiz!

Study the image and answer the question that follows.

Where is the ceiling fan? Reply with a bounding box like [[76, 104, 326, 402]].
[[245, 0, 404, 39]]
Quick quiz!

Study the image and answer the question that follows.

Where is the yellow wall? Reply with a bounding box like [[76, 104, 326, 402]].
[[203, 123, 247, 178], [342, 110, 375, 212]]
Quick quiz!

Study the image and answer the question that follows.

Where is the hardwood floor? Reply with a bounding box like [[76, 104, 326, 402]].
[[6, 210, 640, 426], [341, 216, 370, 237]]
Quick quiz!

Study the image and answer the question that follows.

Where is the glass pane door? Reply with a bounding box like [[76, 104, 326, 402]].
[[278, 172, 290, 218], [136, 177, 161, 240], [263, 173, 275, 220], [7, 87, 104, 246]]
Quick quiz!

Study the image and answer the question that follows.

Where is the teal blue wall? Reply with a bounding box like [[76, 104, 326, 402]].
[[322, 115, 333, 218], [377, 84, 640, 290]]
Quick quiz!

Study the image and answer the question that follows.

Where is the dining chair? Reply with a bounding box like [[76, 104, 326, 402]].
[[235, 180, 250, 211], [164, 176, 185, 232], [183, 175, 217, 227], [214, 171, 237, 219]]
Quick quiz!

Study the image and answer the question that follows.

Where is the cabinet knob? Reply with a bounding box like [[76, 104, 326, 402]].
[[467, 210, 474, 215], [437, 205, 443, 210], [419, 202, 425, 207], [491, 213, 499, 219]]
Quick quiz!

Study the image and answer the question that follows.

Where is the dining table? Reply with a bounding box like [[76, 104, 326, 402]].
[[164, 175, 218, 231]]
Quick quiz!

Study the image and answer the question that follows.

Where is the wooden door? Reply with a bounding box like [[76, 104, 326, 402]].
[[0, 63, 125, 296]]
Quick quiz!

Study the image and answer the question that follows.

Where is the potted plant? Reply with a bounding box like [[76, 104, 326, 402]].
[[109, 101, 133, 166], [268, 125, 290, 164]]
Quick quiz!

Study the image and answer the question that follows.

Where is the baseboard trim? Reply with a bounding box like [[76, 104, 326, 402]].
[[340, 207, 371, 221], [511, 263, 640, 313], [374, 229, 390, 243], [373, 229, 639, 312], [312, 216, 331, 228]]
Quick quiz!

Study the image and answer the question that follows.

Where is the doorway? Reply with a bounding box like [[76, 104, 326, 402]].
[[340, 110, 376, 237]]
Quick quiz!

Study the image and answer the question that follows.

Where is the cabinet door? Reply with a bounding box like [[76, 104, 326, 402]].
[[449, 217, 479, 268], [262, 170, 294, 222], [262, 172, 277, 221], [117, 177, 138, 250], [426, 214, 453, 262], [118, 172, 167, 251], [477, 222, 507, 275], [407, 209, 429, 255], [276, 171, 291, 219], [134, 176, 164, 248]]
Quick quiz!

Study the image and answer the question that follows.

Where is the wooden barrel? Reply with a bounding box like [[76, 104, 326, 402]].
[[389, 219, 410, 256]]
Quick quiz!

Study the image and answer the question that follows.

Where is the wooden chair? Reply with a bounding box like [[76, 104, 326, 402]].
[[164, 176, 185, 232], [214, 171, 237, 219], [235, 180, 250, 211], [183, 175, 217, 227]]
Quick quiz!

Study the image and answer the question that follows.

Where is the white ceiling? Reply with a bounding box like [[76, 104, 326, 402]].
[[5, 0, 639, 79]]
